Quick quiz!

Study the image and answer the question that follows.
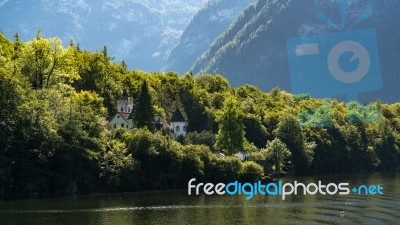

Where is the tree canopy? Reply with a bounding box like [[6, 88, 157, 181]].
[[0, 33, 399, 199]]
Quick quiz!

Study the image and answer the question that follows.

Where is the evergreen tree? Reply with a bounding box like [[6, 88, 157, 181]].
[[134, 81, 155, 130], [214, 97, 245, 155], [274, 115, 310, 174], [1, 33, 400, 197]]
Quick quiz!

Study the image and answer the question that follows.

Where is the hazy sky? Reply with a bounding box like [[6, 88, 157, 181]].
[[0, 0, 9, 8]]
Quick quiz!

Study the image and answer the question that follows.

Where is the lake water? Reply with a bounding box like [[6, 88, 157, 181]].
[[0, 173, 399, 225]]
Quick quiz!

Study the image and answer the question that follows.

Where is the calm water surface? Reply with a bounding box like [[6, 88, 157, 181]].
[[0, 173, 399, 225]]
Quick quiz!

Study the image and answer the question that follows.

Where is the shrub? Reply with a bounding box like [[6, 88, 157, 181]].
[[185, 131, 215, 151], [204, 155, 242, 183], [240, 161, 264, 182]]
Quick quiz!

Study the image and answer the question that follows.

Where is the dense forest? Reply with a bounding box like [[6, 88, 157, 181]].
[[0, 33, 399, 199]]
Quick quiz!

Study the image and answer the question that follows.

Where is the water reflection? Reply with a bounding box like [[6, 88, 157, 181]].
[[0, 173, 399, 225]]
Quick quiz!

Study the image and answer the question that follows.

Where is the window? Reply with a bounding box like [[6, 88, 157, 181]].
[[121, 107, 124, 112], [176, 125, 180, 132], [121, 123, 124, 128], [113, 123, 116, 129], [128, 107, 131, 113], [183, 126, 186, 132], [117, 116, 120, 119]]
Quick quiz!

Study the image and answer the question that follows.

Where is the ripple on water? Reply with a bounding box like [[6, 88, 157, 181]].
[[0, 173, 399, 225]]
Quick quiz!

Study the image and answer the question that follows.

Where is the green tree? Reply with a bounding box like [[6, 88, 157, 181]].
[[243, 114, 269, 148], [274, 115, 311, 174], [73, 50, 125, 117], [264, 138, 291, 174], [184, 131, 215, 151], [54, 91, 107, 194], [6, 91, 61, 196], [214, 97, 245, 155], [133, 81, 155, 130], [99, 139, 134, 189], [18, 36, 79, 89]]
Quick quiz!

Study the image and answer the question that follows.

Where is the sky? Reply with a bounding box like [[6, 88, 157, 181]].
[[0, 0, 9, 8]]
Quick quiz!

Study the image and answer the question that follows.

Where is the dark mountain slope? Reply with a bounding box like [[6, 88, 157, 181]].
[[166, 0, 254, 74], [192, 0, 400, 103]]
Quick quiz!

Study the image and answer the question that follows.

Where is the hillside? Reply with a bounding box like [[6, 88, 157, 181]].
[[0, 0, 207, 71], [1, 33, 400, 197], [166, 0, 254, 74], [191, 0, 400, 103]]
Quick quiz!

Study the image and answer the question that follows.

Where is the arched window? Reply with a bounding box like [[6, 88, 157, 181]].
[[176, 125, 180, 132], [128, 107, 131, 113], [121, 107, 124, 112], [121, 123, 124, 128]]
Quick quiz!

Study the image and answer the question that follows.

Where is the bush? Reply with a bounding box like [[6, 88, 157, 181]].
[[185, 131, 215, 151], [204, 155, 242, 183], [179, 145, 209, 185], [127, 128, 154, 161], [99, 139, 135, 190], [247, 151, 265, 161], [240, 161, 264, 182]]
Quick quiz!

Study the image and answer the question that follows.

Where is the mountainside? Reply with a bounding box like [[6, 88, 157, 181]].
[[166, 0, 254, 74], [191, 0, 400, 103], [0, 0, 207, 71]]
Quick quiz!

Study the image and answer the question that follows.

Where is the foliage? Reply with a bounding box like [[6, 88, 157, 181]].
[[184, 130, 215, 151], [205, 155, 242, 183], [18, 35, 79, 90], [240, 161, 264, 182], [263, 138, 291, 174], [1, 34, 399, 198], [99, 140, 134, 189], [274, 115, 311, 174], [214, 97, 245, 155], [133, 81, 155, 130], [243, 114, 269, 148]]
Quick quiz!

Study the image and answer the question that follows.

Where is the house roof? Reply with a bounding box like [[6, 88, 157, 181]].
[[128, 111, 134, 120], [120, 112, 131, 121], [170, 109, 185, 122], [111, 112, 131, 123]]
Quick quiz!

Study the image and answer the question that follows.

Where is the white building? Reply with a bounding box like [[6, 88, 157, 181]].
[[109, 90, 134, 130], [234, 152, 248, 161], [109, 92, 186, 135], [110, 112, 133, 130], [170, 109, 187, 139], [216, 152, 248, 161], [117, 90, 134, 114]]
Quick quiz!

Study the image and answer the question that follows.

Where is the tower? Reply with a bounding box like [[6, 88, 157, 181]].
[[170, 109, 187, 139], [109, 90, 134, 130], [117, 90, 134, 113]]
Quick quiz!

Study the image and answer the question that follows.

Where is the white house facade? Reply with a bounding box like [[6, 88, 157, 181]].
[[110, 112, 133, 130], [170, 109, 187, 139], [234, 152, 248, 161], [108, 92, 187, 136], [109, 90, 134, 130]]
